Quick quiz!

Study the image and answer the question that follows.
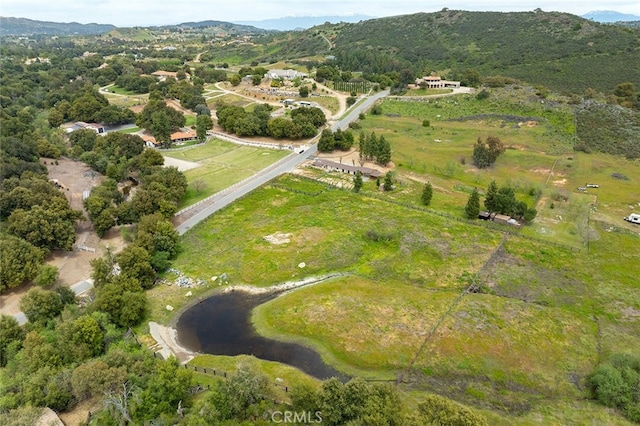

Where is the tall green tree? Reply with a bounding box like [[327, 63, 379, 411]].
[[376, 135, 392, 166], [196, 114, 213, 142], [353, 171, 363, 193], [421, 182, 433, 206], [7, 202, 81, 251], [473, 136, 505, 168], [58, 315, 105, 363], [0, 235, 44, 292], [465, 187, 480, 219], [588, 353, 640, 423], [484, 180, 498, 211], [151, 111, 171, 148], [383, 171, 394, 191], [134, 357, 193, 422], [19, 288, 64, 325], [0, 315, 24, 367]]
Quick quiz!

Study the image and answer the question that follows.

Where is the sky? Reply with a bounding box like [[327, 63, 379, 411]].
[[1, 0, 638, 27]]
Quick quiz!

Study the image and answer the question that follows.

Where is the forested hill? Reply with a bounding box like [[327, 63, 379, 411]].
[[277, 10, 640, 93], [172, 20, 274, 34], [0, 17, 115, 36]]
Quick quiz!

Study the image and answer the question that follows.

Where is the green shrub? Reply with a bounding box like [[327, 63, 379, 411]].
[[34, 265, 58, 287], [588, 353, 640, 423]]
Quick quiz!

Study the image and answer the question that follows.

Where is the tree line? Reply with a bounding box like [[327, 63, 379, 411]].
[[217, 103, 326, 139]]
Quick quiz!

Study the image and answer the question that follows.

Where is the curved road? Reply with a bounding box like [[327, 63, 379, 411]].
[[176, 90, 389, 235]]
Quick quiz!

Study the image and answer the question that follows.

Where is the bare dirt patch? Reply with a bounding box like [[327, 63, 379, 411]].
[[58, 398, 101, 426], [263, 232, 292, 245], [162, 155, 202, 172], [531, 167, 552, 174], [518, 120, 538, 127]]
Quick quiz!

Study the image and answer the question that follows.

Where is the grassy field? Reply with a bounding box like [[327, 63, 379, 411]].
[[206, 92, 255, 109], [103, 92, 148, 107], [156, 87, 639, 423], [174, 174, 502, 287], [163, 139, 290, 208], [405, 88, 453, 96], [162, 173, 639, 422], [356, 88, 640, 248]]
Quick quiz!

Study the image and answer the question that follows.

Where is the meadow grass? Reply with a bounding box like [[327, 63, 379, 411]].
[[107, 85, 141, 96], [185, 115, 197, 126], [116, 126, 141, 134], [163, 139, 289, 207], [158, 89, 639, 422], [207, 93, 255, 109], [405, 88, 453, 96], [251, 276, 460, 377], [174, 174, 502, 287], [308, 96, 339, 115], [103, 93, 148, 107]]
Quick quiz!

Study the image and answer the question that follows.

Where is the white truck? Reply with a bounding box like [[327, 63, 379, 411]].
[[624, 213, 640, 224]]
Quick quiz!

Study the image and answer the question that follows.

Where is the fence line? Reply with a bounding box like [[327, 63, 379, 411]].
[[398, 234, 509, 384], [545, 158, 560, 187], [360, 191, 581, 252], [173, 151, 300, 218], [209, 131, 295, 151]]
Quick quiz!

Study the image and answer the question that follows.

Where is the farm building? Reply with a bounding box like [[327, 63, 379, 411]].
[[312, 159, 383, 179], [265, 69, 308, 80], [66, 121, 105, 134], [141, 130, 198, 147]]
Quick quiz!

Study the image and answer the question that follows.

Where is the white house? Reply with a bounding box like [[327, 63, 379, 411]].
[[415, 74, 460, 89], [265, 69, 308, 80], [66, 122, 105, 134]]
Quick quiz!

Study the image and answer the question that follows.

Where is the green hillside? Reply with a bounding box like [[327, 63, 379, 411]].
[[253, 10, 640, 94]]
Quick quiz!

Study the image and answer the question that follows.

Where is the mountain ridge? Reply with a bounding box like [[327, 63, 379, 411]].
[[234, 14, 374, 31], [0, 16, 116, 36], [581, 10, 640, 23]]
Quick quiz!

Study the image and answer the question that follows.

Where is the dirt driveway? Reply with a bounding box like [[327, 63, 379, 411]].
[[0, 158, 125, 317]]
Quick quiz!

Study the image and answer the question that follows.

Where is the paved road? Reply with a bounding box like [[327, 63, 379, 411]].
[[175, 90, 389, 235], [10, 90, 389, 324]]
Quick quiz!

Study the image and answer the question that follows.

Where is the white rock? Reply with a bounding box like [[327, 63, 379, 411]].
[[166, 305, 174, 311], [211, 276, 218, 282], [298, 262, 306, 268], [185, 291, 192, 297]]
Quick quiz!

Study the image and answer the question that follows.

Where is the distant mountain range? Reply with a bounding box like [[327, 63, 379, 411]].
[[2, 10, 638, 37], [168, 20, 273, 34], [234, 14, 374, 31], [0, 14, 372, 36], [581, 10, 640, 23], [0, 17, 115, 36]]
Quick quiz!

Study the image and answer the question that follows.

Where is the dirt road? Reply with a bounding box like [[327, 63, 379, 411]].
[[0, 158, 125, 318]]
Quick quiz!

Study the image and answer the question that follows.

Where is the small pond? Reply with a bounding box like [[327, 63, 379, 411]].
[[176, 290, 349, 381]]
